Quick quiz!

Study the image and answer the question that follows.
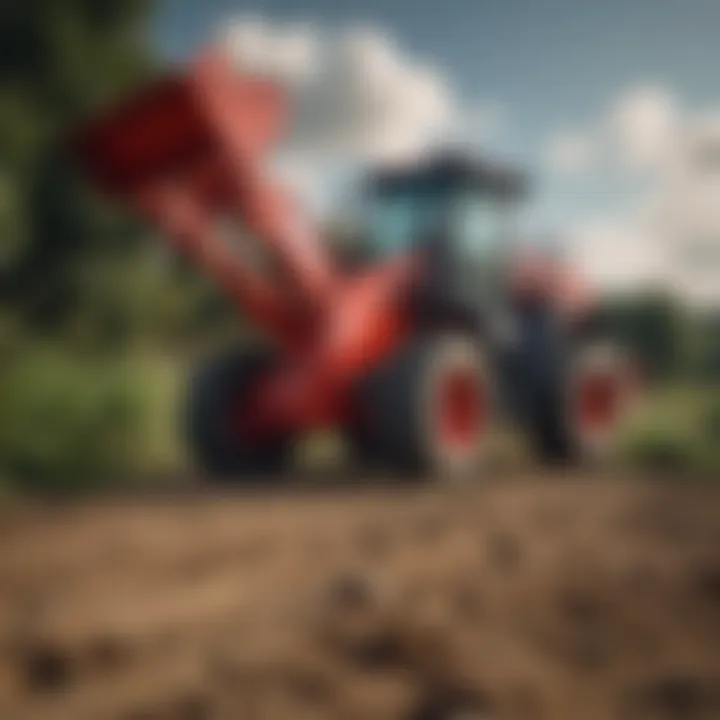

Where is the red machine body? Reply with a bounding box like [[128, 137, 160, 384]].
[[76, 50, 415, 439]]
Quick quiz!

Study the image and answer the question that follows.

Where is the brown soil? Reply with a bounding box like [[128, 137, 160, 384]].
[[0, 475, 719, 720]]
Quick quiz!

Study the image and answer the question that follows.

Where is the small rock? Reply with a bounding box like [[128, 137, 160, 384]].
[[19, 640, 73, 693]]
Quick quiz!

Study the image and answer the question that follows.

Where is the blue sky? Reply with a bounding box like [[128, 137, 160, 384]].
[[156, 0, 720, 112], [150, 0, 720, 298]]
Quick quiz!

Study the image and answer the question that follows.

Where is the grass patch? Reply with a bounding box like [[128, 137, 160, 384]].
[[619, 384, 720, 475], [0, 348, 188, 494]]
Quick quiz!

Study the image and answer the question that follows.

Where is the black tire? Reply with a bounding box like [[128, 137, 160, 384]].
[[519, 311, 631, 464], [348, 334, 493, 479], [185, 347, 289, 481]]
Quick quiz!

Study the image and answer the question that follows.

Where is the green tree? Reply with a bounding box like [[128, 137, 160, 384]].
[[0, 0, 156, 334], [601, 292, 691, 381], [698, 312, 720, 379]]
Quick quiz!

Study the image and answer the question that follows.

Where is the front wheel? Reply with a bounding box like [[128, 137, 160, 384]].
[[348, 334, 494, 479], [185, 347, 289, 481]]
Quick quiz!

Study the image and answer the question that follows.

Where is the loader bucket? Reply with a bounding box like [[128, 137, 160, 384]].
[[75, 58, 286, 198], [73, 51, 332, 348]]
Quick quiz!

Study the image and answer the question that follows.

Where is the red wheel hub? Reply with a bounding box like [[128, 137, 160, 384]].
[[437, 369, 487, 449], [576, 372, 619, 435]]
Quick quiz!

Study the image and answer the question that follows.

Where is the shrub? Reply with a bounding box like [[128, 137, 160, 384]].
[[619, 385, 720, 476], [702, 401, 720, 442], [620, 427, 698, 474], [0, 350, 147, 493]]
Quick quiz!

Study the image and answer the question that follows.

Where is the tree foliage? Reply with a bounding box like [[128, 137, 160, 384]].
[[0, 0, 156, 333]]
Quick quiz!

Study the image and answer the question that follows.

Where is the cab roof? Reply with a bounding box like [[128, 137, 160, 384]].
[[370, 151, 529, 200]]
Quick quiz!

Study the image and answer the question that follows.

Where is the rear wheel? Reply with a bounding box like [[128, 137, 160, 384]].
[[185, 347, 288, 481], [348, 334, 493, 479], [531, 339, 634, 465]]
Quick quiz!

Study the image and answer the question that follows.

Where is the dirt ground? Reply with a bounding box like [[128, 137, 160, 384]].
[[0, 475, 719, 720]]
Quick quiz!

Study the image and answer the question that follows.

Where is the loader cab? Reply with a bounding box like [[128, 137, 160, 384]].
[[365, 152, 527, 312]]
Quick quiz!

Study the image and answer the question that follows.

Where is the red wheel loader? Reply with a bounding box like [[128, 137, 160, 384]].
[[74, 48, 636, 480]]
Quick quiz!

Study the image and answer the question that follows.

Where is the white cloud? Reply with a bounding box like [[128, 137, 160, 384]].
[[302, 27, 454, 163], [217, 20, 457, 168], [540, 85, 719, 305], [645, 112, 720, 305], [609, 86, 679, 170], [219, 17, 320, 86], [568, 106, 720, 306], [544, 85, 679, 177], [545, 131, 595, 174], [569, 218, 669, 292], [650, 113, 720, 242]]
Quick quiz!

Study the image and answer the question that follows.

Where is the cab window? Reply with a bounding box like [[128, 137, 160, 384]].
[[365, 185, 447, 258], [453, 194, 503, 262]]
